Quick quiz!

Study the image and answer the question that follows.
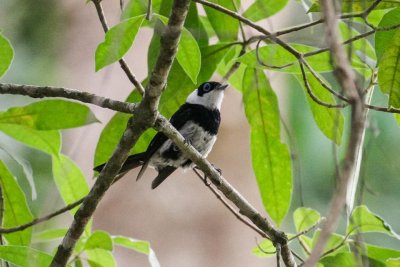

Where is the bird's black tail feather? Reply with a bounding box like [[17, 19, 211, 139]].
[[151, 166, 177, 189], [94, 152, 146, 174]]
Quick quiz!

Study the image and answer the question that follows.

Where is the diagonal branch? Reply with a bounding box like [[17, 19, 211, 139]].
[[50, 0, 191, 265]]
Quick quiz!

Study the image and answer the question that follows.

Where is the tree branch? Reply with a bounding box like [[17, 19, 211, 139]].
[[155, 116, 298, 267], [303, 0, 366, 266], [0, 83, 136, 114], [50, 0, 191, 265]]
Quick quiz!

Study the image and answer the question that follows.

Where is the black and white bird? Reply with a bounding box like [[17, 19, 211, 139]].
[[95, 81, 227, 189]]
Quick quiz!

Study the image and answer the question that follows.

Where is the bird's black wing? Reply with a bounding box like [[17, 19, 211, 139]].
[[136, 104, 193, 180]]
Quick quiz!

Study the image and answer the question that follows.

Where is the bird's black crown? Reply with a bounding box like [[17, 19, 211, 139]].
[[197, 82, 226, 96]]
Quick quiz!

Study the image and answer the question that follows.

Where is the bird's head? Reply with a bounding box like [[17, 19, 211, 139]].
[[186, 82, 228, 110]]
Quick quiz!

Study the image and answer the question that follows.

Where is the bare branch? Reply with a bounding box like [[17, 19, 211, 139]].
[[302, 0, 367, 265], [0, 83, 136, 114], [50, 0, 191, 265], [155, 116, 297, 267], [0, 198, 84, 234]]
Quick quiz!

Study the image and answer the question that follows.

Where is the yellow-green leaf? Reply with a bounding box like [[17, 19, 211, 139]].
[[0, 33, 13, 78]]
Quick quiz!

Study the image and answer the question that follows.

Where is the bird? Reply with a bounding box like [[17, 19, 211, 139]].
[[94, 81, 228, 189]]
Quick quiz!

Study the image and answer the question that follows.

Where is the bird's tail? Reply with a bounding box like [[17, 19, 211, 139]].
[[93, 152, 146, 175]]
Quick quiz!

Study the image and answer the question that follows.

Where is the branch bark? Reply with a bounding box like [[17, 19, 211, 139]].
[[50, 0, 191, 265], [302, 1, 367, 266]]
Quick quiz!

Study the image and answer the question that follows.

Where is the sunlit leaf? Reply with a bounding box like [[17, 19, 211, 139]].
[[52, 154, 89, 214], [347, 205, 400, 239], [0, 124, 60, 155], [339, 22, 376, 61], [0, 245, 53, 267], [185, 2, 208, 46], [0, 100, 98, 130], [0, 33, 13, 78], [243, 0, 288, 22], [320, 252, 356, 267], [295, 74, 344, 144], [293, 207, 321, 232], [251, 239, 275, 258], [86, 248, 116, 267], [0, 161, 33, 246], [376, 8, 400, 61], [203, 0, 239, 41], [387, 258, 400, 267], [155, 14, 201, 83], [86, 231, 113, 251], [242, 67, 292, 225], [33, 228, 68, 242], [113, 236, 160, 267], [95, 15, 145, 71], [309, 0, 400, 13], [312, 230, 350, 256], [366, 244, 400, 262]]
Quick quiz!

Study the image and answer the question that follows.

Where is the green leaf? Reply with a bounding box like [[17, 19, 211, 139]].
[[33, 228, 68, 242], [308, 0, 400, 13], [293, 207, 321, 232], [367, 244, 400, 262], [0, 245, 53, 267], [185, 2, 209, 47], [378, 28, 400, 108], [155, 14, 201, 83], [122, 0, 161, 19], [251, 239, 275, 258], [242, 68, 292, 225], [113, 236, 160, 267], [113, 236, 150, 254], [0, 124, 60, 155], [295, 74, 344, 144], [52, 154, 89, 214], [203, 0, 239, 41], [312, 230, 349, 256], [95, 15, 145, 71], [0, 161, 33, 246], [339, 22, 376, 61], [376, 8, 400, 61], [387, 258, 400, 267], [0, 33, 13, 78], [86, 231, 113, 251], [86, 248, 116, 267], [238, 44, 368, 73], [347, 205, 400, 238], [0, 100, 98, 130], [243, 0, 288, 22], [320, 252, 356, 267]]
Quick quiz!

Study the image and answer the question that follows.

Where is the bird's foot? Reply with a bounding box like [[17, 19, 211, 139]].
[[212, 164, 222, 176], [184, 138, 192, 147]]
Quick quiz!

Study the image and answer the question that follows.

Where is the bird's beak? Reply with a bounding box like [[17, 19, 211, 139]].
[[217, 84, 228, 90]]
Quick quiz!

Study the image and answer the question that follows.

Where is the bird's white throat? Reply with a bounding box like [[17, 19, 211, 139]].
[[186, 89, 225, 110]]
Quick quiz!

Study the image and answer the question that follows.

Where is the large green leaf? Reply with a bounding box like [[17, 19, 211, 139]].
[[0, 245, 53, 267], [203, 0, 239, 41], [86, 248, 116, 267], [243, 0, 288, 22], [376, 8, 400, 61], [366, 244, 400, 262], [238, 44, 368, 73], [347, 205, 400, 238], [0, 33, 13, 78], [95, 15, 145, 71], [242, 68, 292, 225], [155, 14, 201, 84], [85, 231, 113, 251], [295, 74, 344, 144], [339, 22, 376, 61], [52, 154, 89, 214], [0, 124, 60, 155], [251, 238, 275, 258], [0, 161, 33, 246], [0, 100, 98, 130], [378, 29, 400, 107], [312, 230, 350, 256], [309, 0, 400, 13], [293, 207, 321, 232], [33, 228, 68, 243], [185, 2, 208, 47]]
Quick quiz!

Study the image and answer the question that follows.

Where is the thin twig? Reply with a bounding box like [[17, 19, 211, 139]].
[[192, 168, 270, 240], [92, 0, 145, 95], [0, 83, 136, 114], [289, 218, 325, 241], [0, 198, 84, 234], [256, 38, 294, 69]]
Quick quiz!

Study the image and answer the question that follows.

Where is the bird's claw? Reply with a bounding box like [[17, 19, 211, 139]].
[[212, 164, 222, 175], [184, 138, 192, 147]]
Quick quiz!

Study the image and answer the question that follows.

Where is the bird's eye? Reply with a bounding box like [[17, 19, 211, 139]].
[[203, 83, 211, 92]]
